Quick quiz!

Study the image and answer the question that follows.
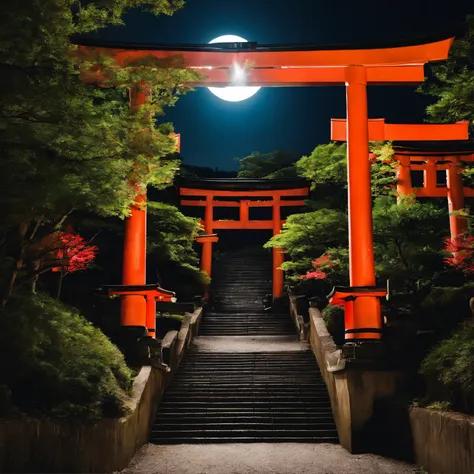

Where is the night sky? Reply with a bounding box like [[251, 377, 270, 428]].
[[93, 0, 474, 170]]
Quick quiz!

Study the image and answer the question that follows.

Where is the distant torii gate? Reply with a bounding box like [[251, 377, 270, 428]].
[[179, 179, 309, 299], [331, 118, 472, 241], [78, 34, 455, 347]]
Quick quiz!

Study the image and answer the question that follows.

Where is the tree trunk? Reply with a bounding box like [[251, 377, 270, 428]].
[[1, 222, 29, 309], [2, 257, 23, 309], [56, 272, 64, 300]]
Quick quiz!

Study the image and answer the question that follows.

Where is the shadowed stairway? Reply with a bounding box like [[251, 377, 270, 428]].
[[151, 232, 338, 444], [200, 242, 295, 336]]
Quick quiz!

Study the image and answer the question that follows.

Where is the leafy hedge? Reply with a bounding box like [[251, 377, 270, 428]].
[[0, 293, 132, 420], [321, 304, 345, 346], [420, 321, 474, 414]]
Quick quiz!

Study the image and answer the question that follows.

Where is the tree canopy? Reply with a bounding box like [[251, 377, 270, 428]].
[[236, 150, 300, 178], [0, 0, 200, 304], [420, 15, 474, 133]]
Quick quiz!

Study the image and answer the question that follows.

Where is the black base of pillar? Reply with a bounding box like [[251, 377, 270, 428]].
[[342, 341, 387, 367]]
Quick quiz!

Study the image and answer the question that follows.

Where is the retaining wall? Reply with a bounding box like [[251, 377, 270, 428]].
[[410, 407, 474, 474], [0, 308, 202, 473]]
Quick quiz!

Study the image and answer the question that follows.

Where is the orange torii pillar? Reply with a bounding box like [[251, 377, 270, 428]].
[[121, 83, 151, 329], [106, 285, 176, 338], [396, 155, 414, 197], [447, 156, 468, 238], [342, 66, 383, 342], [201, 194, 215, 278], [272, 195, 285, 299]]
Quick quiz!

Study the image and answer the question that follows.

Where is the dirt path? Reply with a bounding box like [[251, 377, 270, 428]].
[[121, 443, 416, 474]]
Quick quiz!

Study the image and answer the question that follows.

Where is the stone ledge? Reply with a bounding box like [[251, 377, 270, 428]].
[[0, 306, 203, 473], [410, 407, 474, 474], [289, 296, 310, 341]]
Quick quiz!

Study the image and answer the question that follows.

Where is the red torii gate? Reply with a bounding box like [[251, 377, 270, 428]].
[[77, 35, 455, 345], [331, 118, 471, 240], [179, 179, 309, 299], [393, 142, 474, 240]]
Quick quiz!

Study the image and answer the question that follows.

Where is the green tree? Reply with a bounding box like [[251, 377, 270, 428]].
[[296, 141, 397, 196], [237, 150, 300, 178], [296, 143, 347, 187], [264, 209, 348, 280], [420, 15, 474, 134], [372, 196, 447, 292], [147, 201, 206, 283], [0, 0, 200, 304]]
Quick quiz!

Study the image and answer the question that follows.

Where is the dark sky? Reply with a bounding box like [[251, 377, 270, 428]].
[[94, 0, 473, 170]]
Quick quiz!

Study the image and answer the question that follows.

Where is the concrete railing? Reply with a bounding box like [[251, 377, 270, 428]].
[[289, 296, 309, 341], [0, 307, 202, 473], [410, 407, 474, 474]]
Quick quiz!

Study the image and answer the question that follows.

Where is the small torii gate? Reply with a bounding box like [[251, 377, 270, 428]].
[[331, 119, 472, 241], [77, 34, 456, 351], [179, 178, 310, 299], [393, 141, 474, 240]]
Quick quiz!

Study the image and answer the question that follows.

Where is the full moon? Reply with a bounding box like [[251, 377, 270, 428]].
[[208, 35, 261, 102]]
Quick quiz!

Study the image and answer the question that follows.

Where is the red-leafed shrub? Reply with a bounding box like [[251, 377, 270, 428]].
[[444, 235, 474, 275], [53, 232, 98, 274]]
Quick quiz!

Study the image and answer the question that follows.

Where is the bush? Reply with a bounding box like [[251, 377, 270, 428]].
[[321, 304, 345, 346], [420, 322, 474, 414], [0, 293, 132, 420], [420, 283, 474, 331]]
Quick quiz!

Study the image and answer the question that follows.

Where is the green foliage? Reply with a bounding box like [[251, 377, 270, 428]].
[[0, 0, 199, 303], [370, 142, 398, 197], [296, 143, 347, 187], [296, 141, 397, 196], [425, 401, 452, 411], [147, 201, 207, 283], [420, 15, 474, 134], [419, 284, 474, 331], [421, 321, 474, 400], [0, 292, 132, 420], [373, 197, 447, 291], [321, 304, 345, 346], [264, 209, 348, 280], [236, 150, 300, 178]]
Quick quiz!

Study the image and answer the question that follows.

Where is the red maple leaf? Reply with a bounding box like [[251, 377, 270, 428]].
[[53, 233, 98, 273], [300, 270, 328, 280], [444, 235, 474, 275]]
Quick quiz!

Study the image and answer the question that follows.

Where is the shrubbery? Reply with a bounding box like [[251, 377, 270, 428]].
[[321, 304, 345, 346], [0, 293, 132, 420], [420, 322, 474, 414]]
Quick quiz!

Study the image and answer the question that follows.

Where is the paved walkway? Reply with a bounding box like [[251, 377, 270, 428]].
[[121, 336, 416, 474]]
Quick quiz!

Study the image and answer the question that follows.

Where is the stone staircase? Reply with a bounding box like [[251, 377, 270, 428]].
[[151, 352, 338, 444], [151, 235, 338, 444], [200, 244, 294, 336]]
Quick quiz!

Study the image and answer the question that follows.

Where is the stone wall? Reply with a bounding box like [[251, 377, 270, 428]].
[[410, 407, 474, 474], [0, 308, 202, 473], [308, 307, 405, 454]]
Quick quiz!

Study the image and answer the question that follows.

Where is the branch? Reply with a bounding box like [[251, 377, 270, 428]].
[[54, 209, 75, 230], [28, 216, 44, 242]]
